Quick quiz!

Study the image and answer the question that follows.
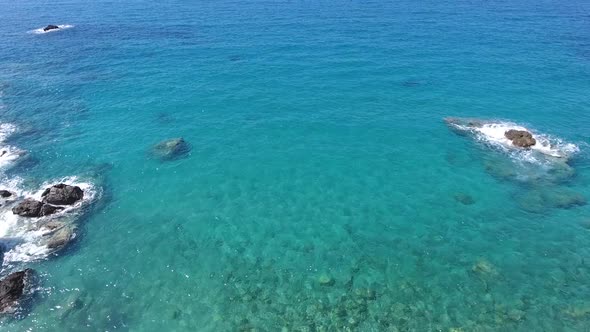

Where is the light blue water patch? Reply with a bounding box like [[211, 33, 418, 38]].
[[1, 0, 590, 330]]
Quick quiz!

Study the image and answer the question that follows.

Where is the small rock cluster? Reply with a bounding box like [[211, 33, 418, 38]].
[[0, 184, 84, 315]]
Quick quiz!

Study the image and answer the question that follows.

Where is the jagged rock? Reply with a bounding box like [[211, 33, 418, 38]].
[[43, 25, 60, 32], [42, 184, 83, 205], [505, 130, 536, 148], [0, 269, 32, 314], [151, 137, 191, 160], [12, 199, 63, 217]]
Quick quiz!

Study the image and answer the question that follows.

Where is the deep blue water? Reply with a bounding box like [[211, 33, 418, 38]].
[[1, 0, 590, 330]]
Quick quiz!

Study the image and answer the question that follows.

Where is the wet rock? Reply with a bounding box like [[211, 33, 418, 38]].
[[454, 193, 475, 205], [43, 25, 60, 32], [318, 274, 335, 287], [42, 184, 84, 205], [504, 130, 536, 148], [0, 190, 13, 198], [12, 199, 63, 217], [151, 137, 190, 160], [41, 221, 75, 249], [0, 269, 33, 314]]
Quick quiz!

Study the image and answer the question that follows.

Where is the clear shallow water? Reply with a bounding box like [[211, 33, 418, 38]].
[[1, 0, 590, 330]]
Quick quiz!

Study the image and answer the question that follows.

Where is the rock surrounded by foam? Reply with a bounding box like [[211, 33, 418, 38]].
[[40, 221, 75, 249], [43, 25, 59, 32], [0, 269, 32, 314], [505, 130, 536, 148], [41, 184, 84, 205], [0, 190, 12, 198], [12, 199, 63, 217]]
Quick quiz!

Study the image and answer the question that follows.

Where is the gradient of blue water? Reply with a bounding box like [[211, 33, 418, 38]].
[[1, 0, 590, 330]]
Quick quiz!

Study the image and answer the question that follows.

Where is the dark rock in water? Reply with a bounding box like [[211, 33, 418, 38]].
[[42, 184, 84, 205], [505, 130, 536, 148], [151, 137, 190, 161], [454, 193, 475, 205], [43, 25, 60, 32], [0, 269, 32, 314], [0, 190, 12, 198], [402, 80, 420, 87], [12, 199, 63, 217]]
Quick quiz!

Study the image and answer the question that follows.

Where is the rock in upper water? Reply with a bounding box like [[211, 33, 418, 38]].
[[504, 130, 536, 148], [151, 137, 190, 160], [43, 25, 60, 32], [12, 199, 63, 217], [42, 184, 84, 205], [0, 269, 32, 314]]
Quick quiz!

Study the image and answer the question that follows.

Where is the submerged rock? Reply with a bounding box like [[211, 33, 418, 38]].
[[504, 130, 536, 148], [43, 25, 60, 32], [12, 199, 63, 217], [0, 269, 33, 314], [471, 259, 497, 277], [42, 184, 84, 205], [454, 193, 475, 205], [40, 221, 75, 249], [151, 137, 190, 160], [318, 274, 335, 287], [517, 188, 586, 213]]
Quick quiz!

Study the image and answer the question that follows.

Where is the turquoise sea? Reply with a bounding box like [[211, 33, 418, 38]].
[[1, 0, 590, 330]]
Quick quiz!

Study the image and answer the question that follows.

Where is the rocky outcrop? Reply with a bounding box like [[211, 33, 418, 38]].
[[42, 184, 83, 205], [0, 269, 32, 314], [505, 130, 536, 148], [43, 25, 59, 32], [151, 137, 190, 160], [12, 199, 63, 218]]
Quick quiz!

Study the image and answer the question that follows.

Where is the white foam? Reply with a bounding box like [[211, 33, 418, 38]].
[[0, 123, 24, 169], [0, 177, 99, 266], [30, 24, 74, 35], [448, 119, 579, 163]]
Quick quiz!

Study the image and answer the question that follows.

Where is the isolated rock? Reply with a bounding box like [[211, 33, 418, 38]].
[[42, 184, 83, 205], [12, 199, 63, 217], [454, 193, 475, 205], [43, 25, 59, 32], [151, 137, 190, 160], [505, 130, 536, 148], [318, 274, 335, 286], [0, 190, 12, 198], [0, 269, 32, 314]]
